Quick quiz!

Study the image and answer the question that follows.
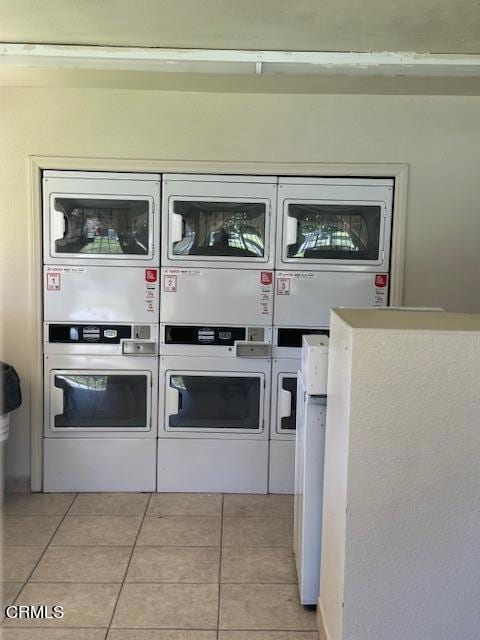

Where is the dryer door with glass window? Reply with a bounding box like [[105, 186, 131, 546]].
[[160, 355, 270, 439], [162, 174, 276, 268], [276, 373, 298, 437], [43, 171, 160, 266], [44, 355, 157, 438], [277, 178, 393, 272]]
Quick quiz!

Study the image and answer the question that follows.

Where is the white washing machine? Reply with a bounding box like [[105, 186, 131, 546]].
[[43, 322, 158, 492], [158, 331, 271, 493], [43, 171, 161, 267], [162, 174, 277, 270], [269, 327, 329, 494], [274, 177, 393, 327]]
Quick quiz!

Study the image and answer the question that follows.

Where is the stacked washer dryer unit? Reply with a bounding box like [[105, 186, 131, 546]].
[[158, 174, 276, 493], [270, 177, 394, 493], [42, 171, 161, 491]]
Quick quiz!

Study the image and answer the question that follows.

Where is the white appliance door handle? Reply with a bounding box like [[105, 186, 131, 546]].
[[51, 384, 65, 421], [51, 201, 66, 243], [170, 212, 184, 244], [165, 385, 180, 417], [285, 214, 298, 246], [279, 387, 292, 419]]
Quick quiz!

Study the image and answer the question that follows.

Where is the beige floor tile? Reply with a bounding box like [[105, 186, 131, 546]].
[[148, 494, 222, 517], [218, 633, 318, 639], [107, 631, 216, 639], [30, 546, 132, 582], [0, 630, 107, 639], [1, 516, 62, 546], [111, 583, 218, 629], [1, 493, 76, 516], [220, 548, 296, 584], [0, 546, 44, 582], [219, 584, 317, 631], [137, 517, 221, 547], [223, 494, 293, 518], [222, 517, 293, 548], [126, 547, 220, 583], [69, 493, 149, 516], [3, 582, 120, 628], [1, 582, 23, 609], [51, 516, 142, 546]]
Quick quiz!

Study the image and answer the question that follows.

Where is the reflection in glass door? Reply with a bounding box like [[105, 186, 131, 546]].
[[52, 371, 150, 431], [285, 203, 382, 262], [170, 200, 267, 259], [166, 373, 263, 432], [51, 197, 151, 258]]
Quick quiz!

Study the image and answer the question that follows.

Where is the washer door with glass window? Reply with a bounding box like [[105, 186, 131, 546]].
[[162, 174, 277, 268], [44, 355, 157, 438], [277, 178, 393, 272], [43, 171, 160, 266]]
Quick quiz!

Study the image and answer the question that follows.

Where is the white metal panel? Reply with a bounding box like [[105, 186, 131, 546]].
[[157, 438, 268, 493], [276, 178, 393, 272], [159, 355, 271, 440], [43, 171, 160, 266], [44, 171, 160, 181], [160, 268, 273, 325], [301, 335, 329, 395], [43, 266, 159, 323], [43, 438, 156, 491], [44, 353, 158, 438], [164, 174, 277, 183], [270, 358, 299, 441], [162, 175, 276, 269], [269, 440, 295, 494], [294, 373, 327, 605], [274, 270, 389, 327]]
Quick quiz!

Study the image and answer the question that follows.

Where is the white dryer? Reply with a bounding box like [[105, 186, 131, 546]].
[[43, 171, 161, 267], [162, 174, 277, 270], [274, 177, 393, 327], [43, 322, 158, 492], [158, 334, 271, 494]]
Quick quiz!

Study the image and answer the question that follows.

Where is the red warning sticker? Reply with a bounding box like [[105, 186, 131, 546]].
[[47, 272, 61, 291], [145, 269, 158, 283], [375, 274, 388, 288], [260, 271, 273, 286], [163, 274, 177, 292]]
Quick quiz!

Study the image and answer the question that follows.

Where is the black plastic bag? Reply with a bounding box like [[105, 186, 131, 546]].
[[1, 362, 22, 414]]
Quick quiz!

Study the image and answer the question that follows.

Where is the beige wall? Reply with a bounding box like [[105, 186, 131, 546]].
[[1, 86, 480, 481]]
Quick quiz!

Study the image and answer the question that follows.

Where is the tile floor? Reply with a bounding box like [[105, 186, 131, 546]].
[[1, 492, 318, 639]]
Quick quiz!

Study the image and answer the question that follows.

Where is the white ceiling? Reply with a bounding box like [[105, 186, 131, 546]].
[[1, 0, 479, 54]]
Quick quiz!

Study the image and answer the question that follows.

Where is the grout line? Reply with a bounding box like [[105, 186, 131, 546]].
[[10, 492, 79, 602], [216, 493, 225, 637], [105, 491, 152, 631]]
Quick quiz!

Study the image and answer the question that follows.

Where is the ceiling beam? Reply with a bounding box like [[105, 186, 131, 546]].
[[2, 43, 480, 77]]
